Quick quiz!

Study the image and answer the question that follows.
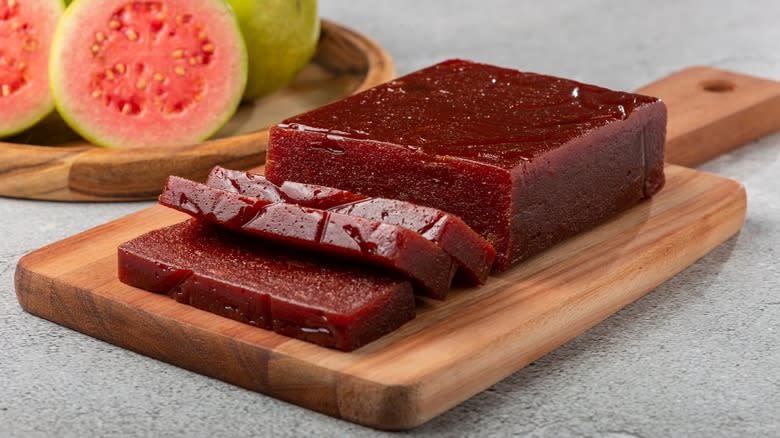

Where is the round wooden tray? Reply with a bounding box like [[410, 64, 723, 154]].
[[0, 20, 395, 201]]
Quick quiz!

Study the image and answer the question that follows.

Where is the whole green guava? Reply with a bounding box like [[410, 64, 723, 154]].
[[227, 0, 319, 100]]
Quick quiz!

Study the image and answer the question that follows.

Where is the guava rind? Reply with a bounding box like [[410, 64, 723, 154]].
[[227, 0, 319, 100], [50, 0, 248, 148], [0, 0, 65, 139], [0, 93, 53, 139]]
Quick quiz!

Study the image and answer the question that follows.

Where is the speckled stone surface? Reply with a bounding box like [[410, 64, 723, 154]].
[[2, 1, 779, 437]]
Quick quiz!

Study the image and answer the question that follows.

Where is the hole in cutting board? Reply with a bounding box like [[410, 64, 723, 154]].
[[700, 79, 735, 93]]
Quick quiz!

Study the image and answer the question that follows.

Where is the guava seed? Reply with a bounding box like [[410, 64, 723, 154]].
[[86, 2, 214, 118]]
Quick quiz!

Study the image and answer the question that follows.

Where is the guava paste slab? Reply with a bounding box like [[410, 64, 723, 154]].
[[118, 220, 415, 351], [265, 59, 667, 270], [159, 176, 457, 299], [207, 166, 496, 284]]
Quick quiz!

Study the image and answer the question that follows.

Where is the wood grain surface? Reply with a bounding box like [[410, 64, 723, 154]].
[[14, 67, 777, 429], [0, 20, 395, 201], [637, 66, 780, 166]]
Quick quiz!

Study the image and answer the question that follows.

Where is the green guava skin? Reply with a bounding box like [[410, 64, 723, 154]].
[[227, 0, 319, 100]]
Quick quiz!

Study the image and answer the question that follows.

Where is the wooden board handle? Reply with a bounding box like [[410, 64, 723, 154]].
[[636, 66, 780, 167]]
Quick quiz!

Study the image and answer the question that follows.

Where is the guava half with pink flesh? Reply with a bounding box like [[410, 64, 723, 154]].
[[50, 0, 247, 148], [0, 0, 63, 138]]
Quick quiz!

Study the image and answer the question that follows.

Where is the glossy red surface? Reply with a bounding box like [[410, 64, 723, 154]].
[[207, 166, 367, 209], [159, 176, 456, 299], [207, 167, 496, 284], [273, 59, 660, 170], [266, 59, 667, 269], [332, 198, 495, 283], [118, 220, 415, 351]]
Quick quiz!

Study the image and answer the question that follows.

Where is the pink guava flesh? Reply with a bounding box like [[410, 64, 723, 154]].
[[50, 0, 246, 147], [0, 0, 61, 137]]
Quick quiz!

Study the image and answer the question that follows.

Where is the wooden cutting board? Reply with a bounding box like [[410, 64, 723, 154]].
[[14, 67, 780, 430], [0, 20, 394, 201]]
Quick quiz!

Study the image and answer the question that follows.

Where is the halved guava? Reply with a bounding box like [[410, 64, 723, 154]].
[[50, 0, 247, 148], [0, 0, 64, 138]]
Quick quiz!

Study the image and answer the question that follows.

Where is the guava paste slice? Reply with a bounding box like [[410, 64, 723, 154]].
[[158, 175, 457, 300], [0, 0, 63, 137], [207, 166, 497, 284], [49, 0, 247, 147], [118, 219, 416, 351], [206, 165, 369, 209]]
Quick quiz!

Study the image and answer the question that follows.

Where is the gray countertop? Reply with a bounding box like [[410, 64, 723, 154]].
[[2, 1, 779, 436]]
